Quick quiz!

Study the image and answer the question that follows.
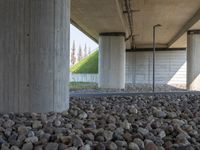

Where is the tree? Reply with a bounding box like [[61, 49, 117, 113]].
[[78, 45, 83, 62], [88, 47, 91, 55], [84, 44, 87, 58], [71, 40, 76, 65]]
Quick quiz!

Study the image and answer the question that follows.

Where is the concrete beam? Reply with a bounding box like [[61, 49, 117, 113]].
[[71, 19, 98, 43], [168, 8, 200, 47]]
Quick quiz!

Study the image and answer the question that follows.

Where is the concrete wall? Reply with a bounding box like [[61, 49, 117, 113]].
[[70, 73, 98, 83], [70, 50, 186, 85], [126, 51, 186, 85]]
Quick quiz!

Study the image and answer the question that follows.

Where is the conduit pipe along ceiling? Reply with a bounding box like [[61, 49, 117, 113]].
[[71, 0, 200, 49]]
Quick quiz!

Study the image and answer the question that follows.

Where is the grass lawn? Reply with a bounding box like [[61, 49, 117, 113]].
[[70, 50, 98, 74], [69, 82, 97, 90]]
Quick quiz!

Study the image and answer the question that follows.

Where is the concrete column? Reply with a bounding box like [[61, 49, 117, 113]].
[[99, 33, 126, 89], [0, 0, 70, 113], [187, 30, 200, 91]]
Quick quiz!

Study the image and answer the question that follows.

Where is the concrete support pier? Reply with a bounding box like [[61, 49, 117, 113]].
[[187, 30, 200, 91], [99, 33, 126, 89], [0, 0, 70, 112]]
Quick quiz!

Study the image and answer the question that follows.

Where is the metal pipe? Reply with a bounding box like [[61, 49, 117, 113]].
[[124, 0, 133, 36], [153, 24, 161, 92]]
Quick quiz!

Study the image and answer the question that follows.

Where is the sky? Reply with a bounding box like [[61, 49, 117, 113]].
[[70, 24, 98, 52]]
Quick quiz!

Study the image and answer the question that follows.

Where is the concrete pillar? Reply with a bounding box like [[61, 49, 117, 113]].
[[187, 30, 200, 91], [99, 33, 126, 89], [0, 0, 70, 113]]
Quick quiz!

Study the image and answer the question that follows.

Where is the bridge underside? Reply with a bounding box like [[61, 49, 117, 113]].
[[0, 0, 200, 112], [71, 0, 200, 48]]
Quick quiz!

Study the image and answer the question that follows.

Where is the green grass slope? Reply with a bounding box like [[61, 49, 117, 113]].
[[70, 50, 98, 74]]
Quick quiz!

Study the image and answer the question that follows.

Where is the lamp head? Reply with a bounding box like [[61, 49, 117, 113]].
[[154, 24, 162, 28]]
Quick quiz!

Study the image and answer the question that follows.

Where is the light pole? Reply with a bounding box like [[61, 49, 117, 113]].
[[153, 24, 161, 92]]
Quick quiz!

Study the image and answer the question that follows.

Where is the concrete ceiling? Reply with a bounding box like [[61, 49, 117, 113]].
[[71, 0, 200, 48], [71, 0, 127, 42]]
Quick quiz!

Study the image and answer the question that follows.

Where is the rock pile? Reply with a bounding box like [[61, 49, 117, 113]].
[[0, 94, 200, 150]]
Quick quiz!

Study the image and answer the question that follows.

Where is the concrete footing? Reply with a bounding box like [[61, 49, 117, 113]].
[[187, 30, 200, 91], [98, 33, 126, 89], [0, 0, 70, 113]]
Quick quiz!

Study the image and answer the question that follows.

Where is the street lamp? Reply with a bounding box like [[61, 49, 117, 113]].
[[153, 24, 162, 92]]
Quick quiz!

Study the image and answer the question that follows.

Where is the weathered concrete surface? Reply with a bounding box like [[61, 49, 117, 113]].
[[71, 0, 127, 42], [71, 0, 200, 48], [99, 34, 126, 89], [0, 0, 70, 113], [126, 51, 186, 85], [187, 30, 200, 91]]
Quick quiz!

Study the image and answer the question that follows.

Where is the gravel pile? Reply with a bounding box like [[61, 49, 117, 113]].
[[0, 94, 200, 150], [70, 84, 186, 94]]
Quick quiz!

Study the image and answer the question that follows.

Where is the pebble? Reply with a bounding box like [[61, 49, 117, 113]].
[[3, 119, 15, 128], [45, 143, 59, 150], [115, 140, 127, 147], [106, 141, 118, 150], [128, 142, 140, 150], [145, 140, 158, 150], [25, 136, 38, 143], [65, 147, 78, 150], [138, 127, 149, 136], [22, 143, 33, 150], [18, 126, 28, 135], [10, 146, 20, 150], [0, 94, 199, 149], [79, 144, 91, 150], [32, 120, 42, 129], [159, 130, 166, 139], [72, 135, 84, 147], [133, 138, 144, 149]]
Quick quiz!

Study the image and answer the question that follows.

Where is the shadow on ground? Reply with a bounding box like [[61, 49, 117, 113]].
[[70, 83, 187, 94]]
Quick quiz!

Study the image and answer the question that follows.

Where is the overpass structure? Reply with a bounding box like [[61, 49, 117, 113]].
[[0, 0, 200, 112]]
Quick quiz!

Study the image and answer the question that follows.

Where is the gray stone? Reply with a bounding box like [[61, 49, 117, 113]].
[[96, 143, 106, 150], [3, 119, 15, 128], [64, 147, 78, 150], [72, 135, 84, 147], [1, 143, 10, 150], [45, 143, 59, 150], [78, 111, 88, 119], [10, 146, 20, 150], [79, 144, 91, 150], [32, 121, 42, 129], [134, 138, 144, 149], [128, 105, 138, 114], [25, 136, 38, 143], [144, 140, 158, 150], [54, 119, 62, 127], [159, 130, 166, 139], [121, 120, 131, 130], [115, 140, 127, 147], [60, 136, 72, 145], [138, 127, 149, 136], [22, 143, 33, 150], [34, 146, 43, 150], [106, 142, 118, 150], [18, 126, 28, 135], [103, 130, 113, 141], [128, 142, 140, 150], [154, 110, 167, 118]]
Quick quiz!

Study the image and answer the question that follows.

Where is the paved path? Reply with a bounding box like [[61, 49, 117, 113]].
[[70, 91, 200, 97]]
